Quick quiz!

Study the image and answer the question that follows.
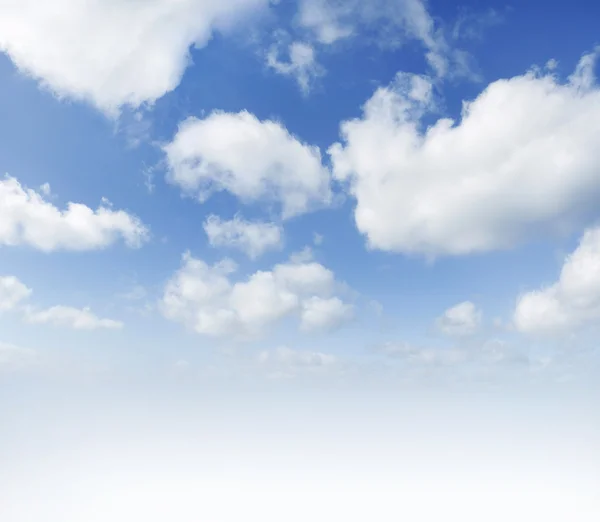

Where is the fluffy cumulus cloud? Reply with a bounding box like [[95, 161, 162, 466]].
[[164, 111, 332, 218], [330, 50, 600, 257], [24, 305, 123, 331], [300, 296, 353, 332], [296, 0, 470, 79], [514, 226, 600, 335], [267, 40, 323, 94], [161, 253, 352, 338], [0, 0, 269, 114], [0, 276, 32, 312], [0, 176, 148, 251], [203, 215, 283, 259], [436, 301, 481, 337]]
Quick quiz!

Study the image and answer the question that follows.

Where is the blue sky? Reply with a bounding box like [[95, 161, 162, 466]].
[[1, 0, 599, 387], [1, 1, 600, 520]]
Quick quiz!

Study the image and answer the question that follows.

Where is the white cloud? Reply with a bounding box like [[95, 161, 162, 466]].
[[24, 305, 123, 331], [0, 342, 38, 372], [0, 0, 269, 114], [296, 0, 470, 79], [161, 253, 352, 339], [0, 176, 148, 251], [330, 50, 600, 257], [257, 346, 337, 378], [267, 40, 323, 94], [436, 301, 481, 337], [0, 276, 32, 312], [300, 296, 353, 332], [164, 111, 332, 218], [514, 226, 600, 334], [203, 215, 283, 259]]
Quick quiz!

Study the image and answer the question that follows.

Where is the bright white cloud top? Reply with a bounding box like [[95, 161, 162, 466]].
[[514, 226, 600, 335], [0, 176, 148, 251], [330, 50, 600, 257], [0, 0, 269, 114], [164, 111, 332, 218]]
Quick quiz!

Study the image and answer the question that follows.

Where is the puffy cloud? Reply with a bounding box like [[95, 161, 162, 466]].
[[296, 0, 470, 79], [0, 276, 32, 312], [300, 296, 353, 332], [514, 226, 600, 334], [161, 253, 352, 338], [329, 50, 600, 257], [164, 111, 332, 218], [203, 215, 283, 259], [436, 301, 481, 337], [0, 176, 148, 251], [267, 41, 323, 94], [0, 0, 269, 114], [24, 305, 123, 331], [0, 342, 38, 372]]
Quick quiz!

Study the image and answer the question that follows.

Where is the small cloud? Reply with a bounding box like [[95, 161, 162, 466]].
[[436, 301, 482, 337], [266, 39, 324, 94]]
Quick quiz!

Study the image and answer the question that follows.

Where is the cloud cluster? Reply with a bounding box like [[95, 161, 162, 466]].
[[514, 226, 600, 335], [330, 50, 600, 257], [0, 0, 269, 114], [161, 253, 352, 338], [203, 215, 283, 259], [0, 176, 148, 251]]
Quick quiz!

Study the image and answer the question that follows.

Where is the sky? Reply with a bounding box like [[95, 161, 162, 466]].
[[0, 1, 599, 521]]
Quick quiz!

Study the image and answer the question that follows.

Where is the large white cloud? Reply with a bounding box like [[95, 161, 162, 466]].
[[0, 0, 269, 114], [0, 276, 32, 312], [24, 305, 124, 331], [164, 111, 332, 218], [514, 226, 600, 335], [436, 301, 481, 337], [161, 252, 352, 338], [0, 176, 148, 251], [203, 215, 283, 259], [329, 50, 600, 257]]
